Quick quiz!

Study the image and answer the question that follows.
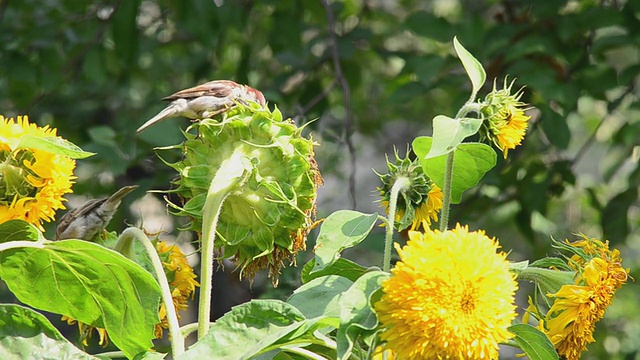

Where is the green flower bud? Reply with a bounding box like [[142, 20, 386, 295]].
[[376, 148, 442, 231]]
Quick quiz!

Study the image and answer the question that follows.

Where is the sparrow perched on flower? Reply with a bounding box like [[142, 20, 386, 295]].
[[136, 80, 266, 133], [55, 185, 139, 241]]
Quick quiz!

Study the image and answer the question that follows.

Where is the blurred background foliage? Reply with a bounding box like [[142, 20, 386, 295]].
[[1, 0, 639, 358]]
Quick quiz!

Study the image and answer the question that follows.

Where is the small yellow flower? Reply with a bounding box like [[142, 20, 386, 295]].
[[61, 315, 109, 347], [480, 79, 531, 158], [375, 224, 518, 360], [0, 115, 76, 229], [377, 149, 443, 231], [154, 241, 199, 338], [542, 236, 628, 360]]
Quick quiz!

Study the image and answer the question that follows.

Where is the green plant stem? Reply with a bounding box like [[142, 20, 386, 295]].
[[198, 148, 250, 339], [383, 177, 411, 272], [116, 227, 186, 357], [438, 102, 481, 232], [439, 151, 455, 232], [284, 347, 330, 360], [94, 350, 126, 359]]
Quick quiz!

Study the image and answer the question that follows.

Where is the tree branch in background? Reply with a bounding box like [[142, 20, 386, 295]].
[[320, 0, 357, 209]]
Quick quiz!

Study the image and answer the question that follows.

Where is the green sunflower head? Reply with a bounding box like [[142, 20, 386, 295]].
[[160, 103, 322, 283]]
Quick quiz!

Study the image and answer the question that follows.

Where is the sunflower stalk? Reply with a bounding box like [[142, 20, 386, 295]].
[[383, 176, 411, 272], [115, 227, 186, 356], [439, 152, 455, 232], [439, 103, 481, 232], [198, 147, 251, 338]]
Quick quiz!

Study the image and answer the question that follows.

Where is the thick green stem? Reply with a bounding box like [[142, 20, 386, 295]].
[[439, 152, 455, 232], [115, 227, 185, 356], [383, 177, 411, 272], [198, 148, 250, 339]]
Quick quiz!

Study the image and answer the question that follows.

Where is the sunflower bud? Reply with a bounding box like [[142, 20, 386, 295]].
[[162, 104, 322, 283], [479, 78, 531, 158], [376, 148, 442, 231]]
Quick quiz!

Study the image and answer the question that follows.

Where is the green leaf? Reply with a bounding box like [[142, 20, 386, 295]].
[[0, 304, 64, 340], [336, 271, 390, 360], [181, 300, 307, 360], [16, 134, 95, 159], [301, 258, 368, 284], [0, 220, 42, 243], [0, 304, 99, 360], [529, 257, 573, 271], [426, 115, 483, 158], [287, 275, 352, 320], [413, 137, 496, 203], [0, 240, 161, 359], [453, 36, 486, 101], [311, 210, 378, 274], [508, 324, 559, 360]]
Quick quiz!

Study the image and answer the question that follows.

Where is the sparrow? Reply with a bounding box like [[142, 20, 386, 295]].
[[136, 80, 266, 133], [55, 185, 139, 241]]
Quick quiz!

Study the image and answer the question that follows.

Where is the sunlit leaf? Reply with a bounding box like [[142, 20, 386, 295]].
[[413, 137, 496, 203], [426, 115, 483, 158], [288, 275, 352, 320], [336, 271, 389, 360], [0, 240, 161, 359], [311, 210, 378, 274], [16, 134, 95, 159], [508, 324, 559, 360], [0, 220, 42, 243], [0, 304, 98, 360], [301, 258, 368, 284], [181, 300, 307, 360], [453, 36, 486, 101]]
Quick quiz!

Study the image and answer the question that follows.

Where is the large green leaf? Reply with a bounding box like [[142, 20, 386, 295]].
[[425, 115, 483, 158], [336, 271, 389, 360], [310, 210, 378, 274], [180, 300, 307, 360], [508, 324, 559, 360], [301, 257, 368, 284], [413, 137, 496, 203], [287, 275, 352, 320], [0, 240, 161, 359], [0, 304, 98, 360]]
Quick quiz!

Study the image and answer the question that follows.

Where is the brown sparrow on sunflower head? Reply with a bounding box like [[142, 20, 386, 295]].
[[55, 185, 139, 241], [136, 80, 266, 134]]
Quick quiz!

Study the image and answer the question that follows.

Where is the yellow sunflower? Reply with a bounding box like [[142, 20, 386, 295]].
[[480, 79, 531, 158], [155, 240, 199, 338], [0, 115, 76, 229], [375, 224, 518, 359], [543, 236, 628, 360]]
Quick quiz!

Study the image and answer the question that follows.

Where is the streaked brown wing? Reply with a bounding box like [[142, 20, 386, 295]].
[[162, 80, 238, 101]]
